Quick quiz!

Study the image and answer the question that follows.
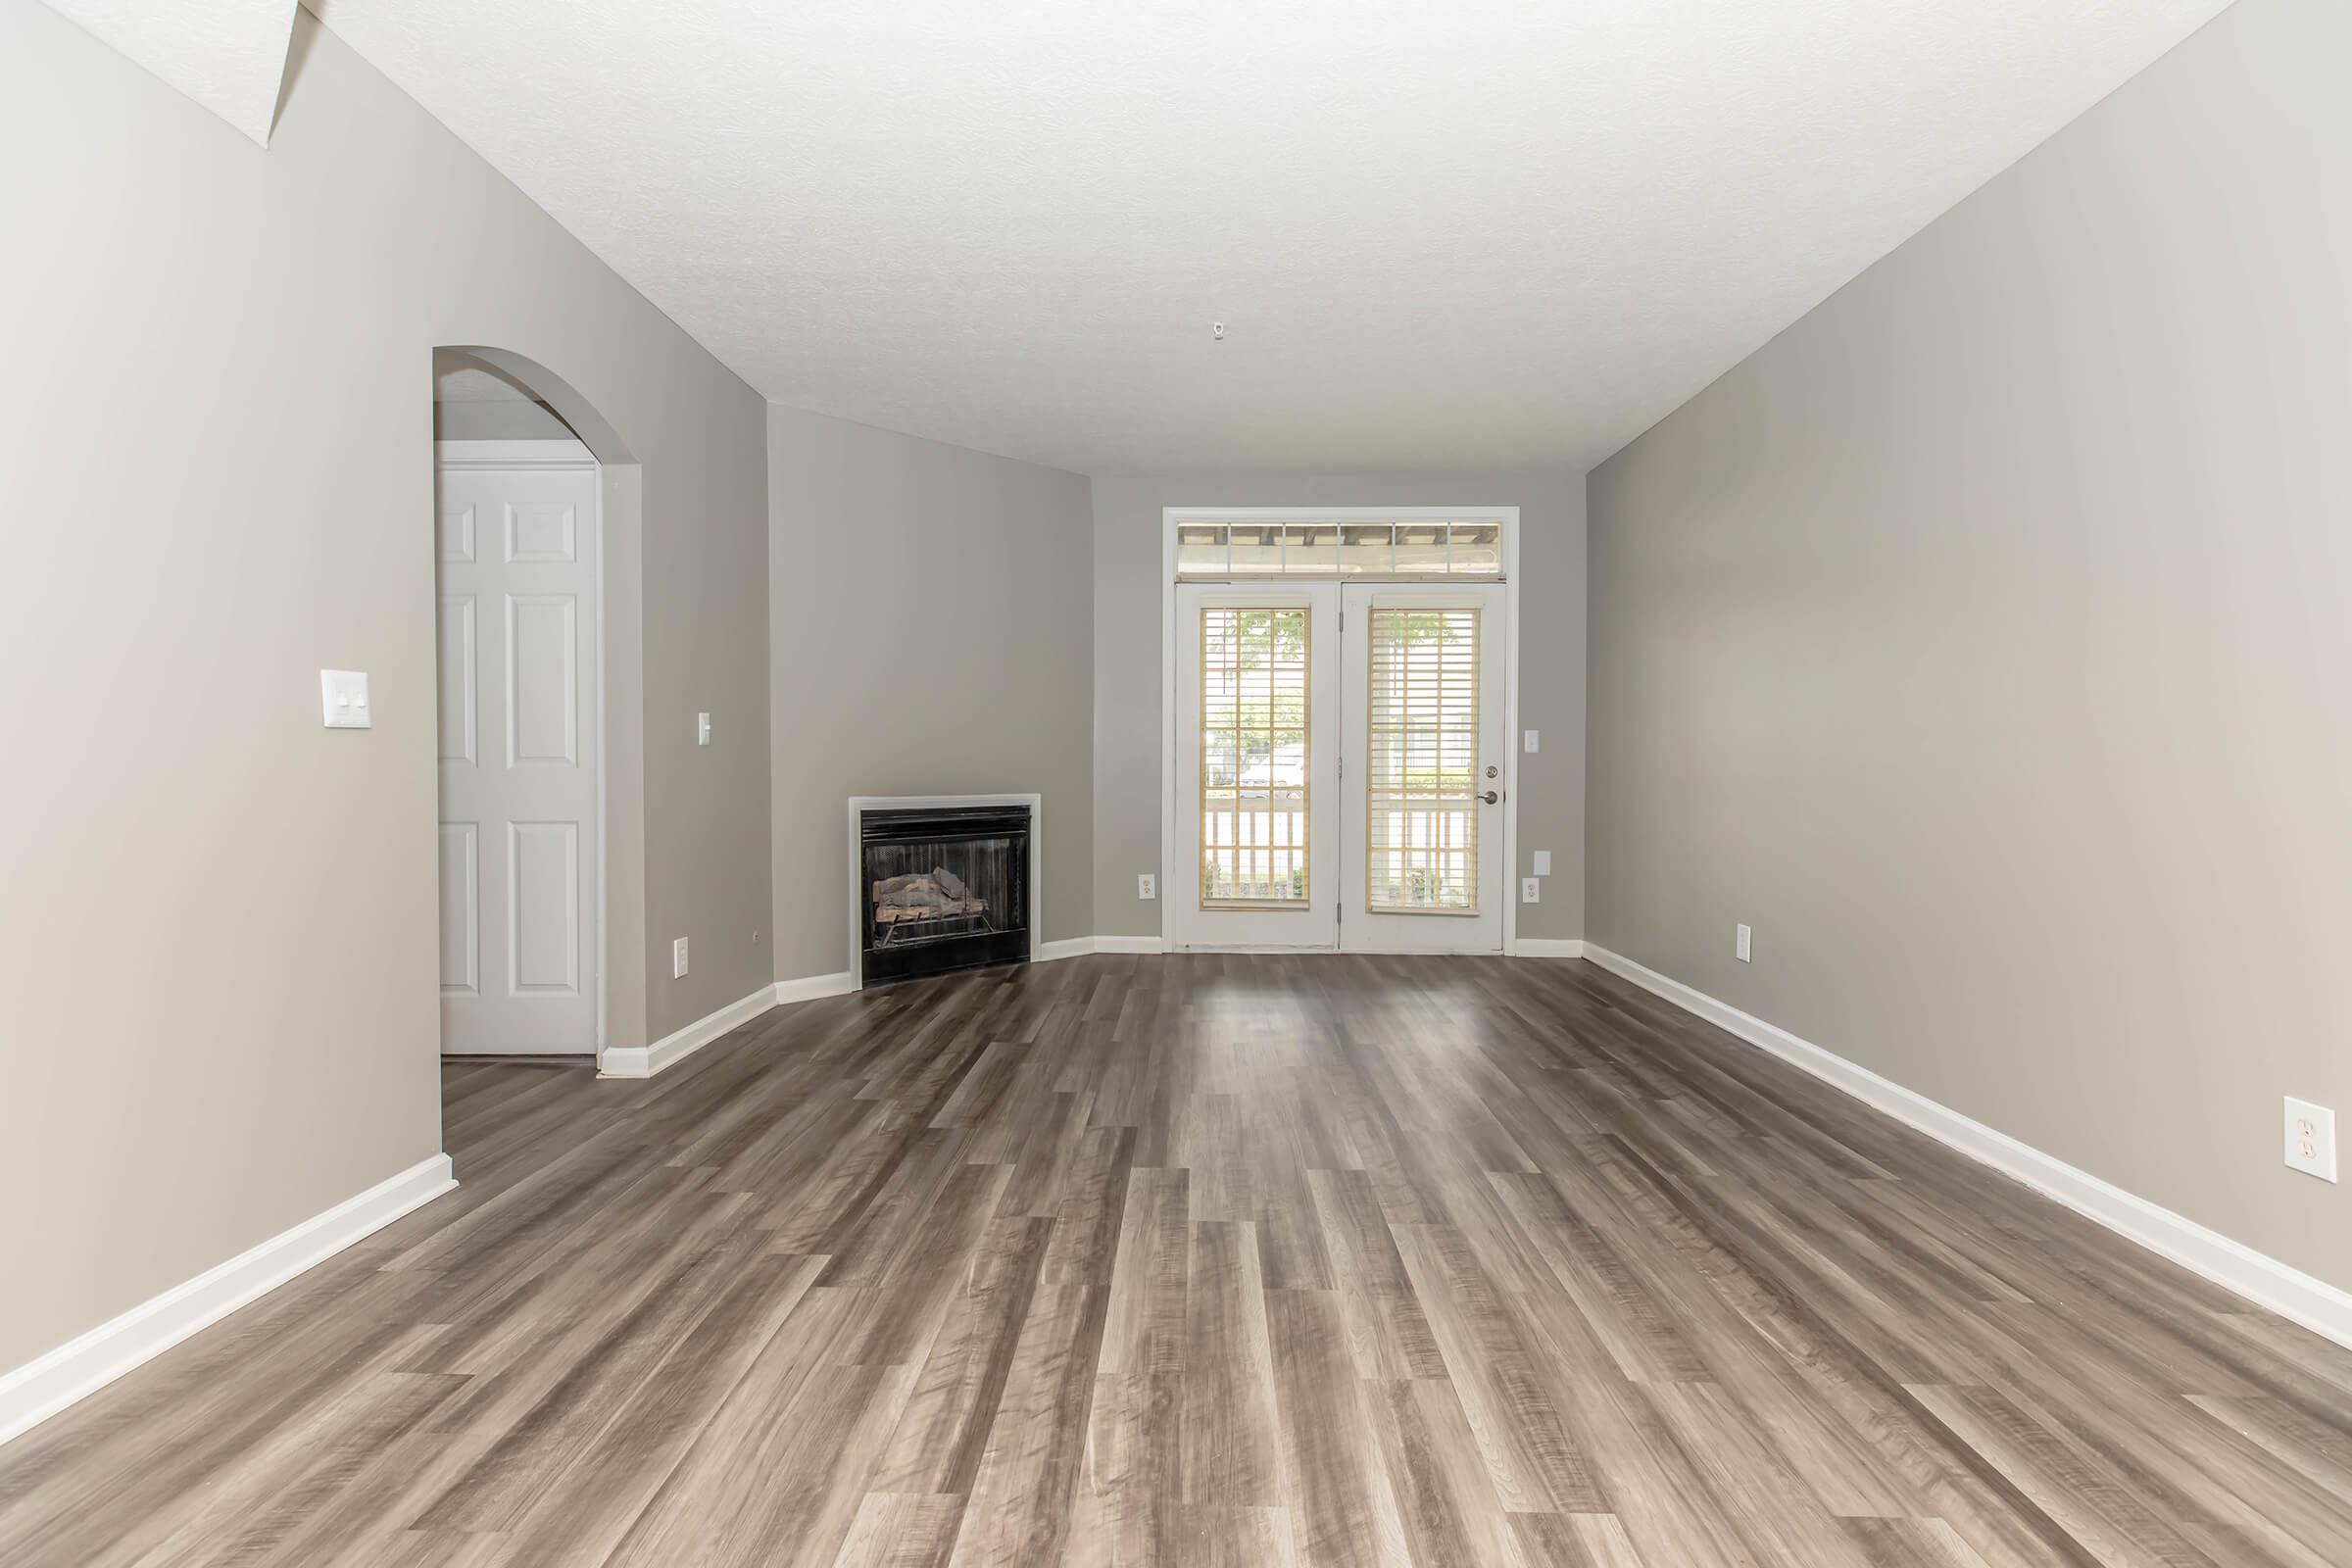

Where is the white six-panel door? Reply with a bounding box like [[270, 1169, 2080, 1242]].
[[1339, 582, 1506, 953], [1171, 583, 1341, 950], [437, 457, 600, 1054]]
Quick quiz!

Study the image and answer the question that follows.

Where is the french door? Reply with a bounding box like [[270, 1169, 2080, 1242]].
[[1173, 584, 1341, 948], [1172, 580, 1506, 953], [1338, 583, 1506, 952]]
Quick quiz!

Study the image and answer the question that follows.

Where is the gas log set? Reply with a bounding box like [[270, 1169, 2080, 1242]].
[[857, 801, 1030, 985], [870, 866, 989, 926]]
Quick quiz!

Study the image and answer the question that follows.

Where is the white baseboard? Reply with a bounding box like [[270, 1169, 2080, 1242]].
[[1037, 936, 1168, 959], [1092, 935, 1165, 955], [600, 982, 779, 1079], [775, 970, 856, 1005], [1580, 944, 2352, 1353], [0, 1153, 457, 1449], [1514, 938, 1586, 958]]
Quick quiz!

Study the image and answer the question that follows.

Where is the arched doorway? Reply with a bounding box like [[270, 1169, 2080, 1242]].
[[431, 348, 647, 1066]]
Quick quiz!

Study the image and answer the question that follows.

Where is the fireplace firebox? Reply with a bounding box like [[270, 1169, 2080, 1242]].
[[857, 802, 1031, 986]]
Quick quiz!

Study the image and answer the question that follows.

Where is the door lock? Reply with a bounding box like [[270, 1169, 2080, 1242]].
[[1485, 765, 1499, 779]]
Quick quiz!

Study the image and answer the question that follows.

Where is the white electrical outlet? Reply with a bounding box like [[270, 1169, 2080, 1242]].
[[1736, 923, 1752, 963], [1138, 873, 1157, 901], [671, 937, 690, 979], [1521, 877, 1542, 905], [1532, 850, 1552, 877], [1524, 729, 1541, 754], [2285, 1098, 2337, 1182]]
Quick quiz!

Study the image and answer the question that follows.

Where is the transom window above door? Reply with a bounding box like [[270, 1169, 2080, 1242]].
[[1176, 519, 1503, 579]]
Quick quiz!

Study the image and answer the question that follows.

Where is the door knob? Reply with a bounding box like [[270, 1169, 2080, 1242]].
[[1479, 790, 1499, 805]]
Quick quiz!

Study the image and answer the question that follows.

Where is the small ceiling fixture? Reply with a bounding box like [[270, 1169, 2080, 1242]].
[[1210, 321, 1226, 341]]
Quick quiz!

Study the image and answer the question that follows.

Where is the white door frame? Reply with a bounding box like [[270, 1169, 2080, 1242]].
[[435, 439, 607, 1054], [1158, 506, 1522, 956]]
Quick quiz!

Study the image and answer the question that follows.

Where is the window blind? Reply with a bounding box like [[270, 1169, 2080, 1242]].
[[1365, 607, 1480, 913], [1177, 521, 1502, 579], [1200, 606, 1311, 906]]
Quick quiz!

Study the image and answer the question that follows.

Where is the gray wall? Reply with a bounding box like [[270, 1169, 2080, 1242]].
[[1587, 0, 2352, 1290], [0, 1, 771, 1375], [768, 408, 1095, 978], [433, 399, 577, 442], [1092, 471, 1587, 943]]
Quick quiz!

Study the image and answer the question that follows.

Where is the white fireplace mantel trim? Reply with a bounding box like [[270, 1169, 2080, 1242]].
[[847, 794, 1045, 990]]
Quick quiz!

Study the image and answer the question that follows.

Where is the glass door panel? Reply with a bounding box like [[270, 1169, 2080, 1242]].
[[1364, 605, 1482, 913], [1200, 604, 1311, 905]]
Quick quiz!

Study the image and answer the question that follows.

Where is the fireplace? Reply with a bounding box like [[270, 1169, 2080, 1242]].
[[854, 799, 1033, 986]]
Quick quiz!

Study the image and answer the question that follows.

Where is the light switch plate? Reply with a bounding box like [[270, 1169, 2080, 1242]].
[[1532, 850, 1552, 877], [672, 937, 690, 979], [1523, 729, 1540, 754], [1521, 877, 1541, 905], [320, 669, 370, 729], [1138, 873, 1157, 901], [2286, 1098, 2337, 1182], [1736, 923, 1753, 963], [696, 712, 711, 746]]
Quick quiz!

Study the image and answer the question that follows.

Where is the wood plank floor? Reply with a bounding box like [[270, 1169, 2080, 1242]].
[[6, 955, 2352, 1566]]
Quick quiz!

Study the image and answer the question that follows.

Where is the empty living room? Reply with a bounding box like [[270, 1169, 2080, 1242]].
[[7, 0, 2352, 1562]]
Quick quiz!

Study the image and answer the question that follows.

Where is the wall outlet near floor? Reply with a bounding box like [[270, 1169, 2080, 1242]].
[[1137, 872, 1157, 901], [671, 936, 690, 979], [1521, 877, 1542, 905], [2285, 1098, 2337, 1182], [1736, 923, 1752, 963]]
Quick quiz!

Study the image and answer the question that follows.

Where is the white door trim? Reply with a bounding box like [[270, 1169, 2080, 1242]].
[[845, 793, 1045, 989], [434, 438, 596, 469], [1159, 506, 1521, 956], [435, 440, 608, 1056]]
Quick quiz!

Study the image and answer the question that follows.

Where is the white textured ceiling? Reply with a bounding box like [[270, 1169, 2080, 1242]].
[[313, 0, 2230, 474], [43, 0, 296, 145]]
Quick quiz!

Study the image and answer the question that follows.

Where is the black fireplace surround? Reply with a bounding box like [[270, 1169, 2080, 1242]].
[[859, 803, 1031, 986]]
